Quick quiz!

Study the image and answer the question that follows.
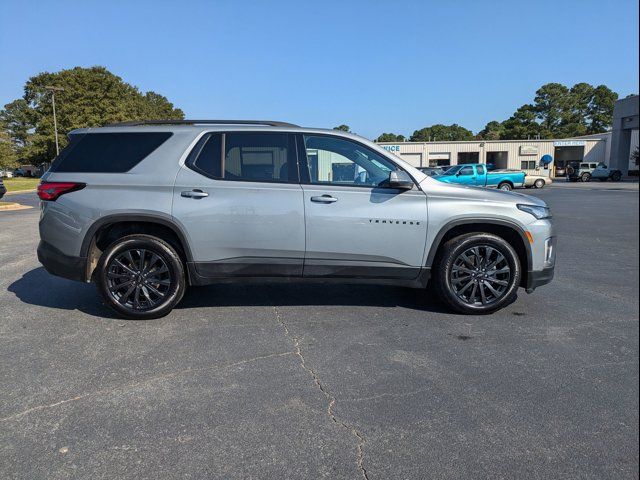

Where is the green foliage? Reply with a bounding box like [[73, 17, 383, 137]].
[[0, 66, 184, 164], [476, 121, 504, 140], [0, 124, 18, 169], [410, 124, 473, 142], [376, 132, 406, 142], [333, 124, 351, 132], [497, 82, 618, 140]]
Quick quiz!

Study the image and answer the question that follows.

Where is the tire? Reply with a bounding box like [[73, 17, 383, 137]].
[[498, 182, 513, 191], [96, 234, 186, 319], [534, 179, 545, 189], [611, 171, 622, 182], [433, 233, 521, 314], [580, 173, 591, 182]]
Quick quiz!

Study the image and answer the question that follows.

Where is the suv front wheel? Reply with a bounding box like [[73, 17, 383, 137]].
[[96, 234, 186, 319], [433, 233, 521, 314]]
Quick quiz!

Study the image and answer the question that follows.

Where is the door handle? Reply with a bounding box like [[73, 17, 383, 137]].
[[181, 189, 209, 199], [310, 195, 338, 203]]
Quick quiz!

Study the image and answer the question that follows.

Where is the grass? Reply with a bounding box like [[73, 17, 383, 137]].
[[2, 177, 40, 192]]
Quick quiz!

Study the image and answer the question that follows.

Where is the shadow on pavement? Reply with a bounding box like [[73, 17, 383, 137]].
[[7, 267, 116, 318], [178, 282, 451, 313], [9, 267, 451, 317]]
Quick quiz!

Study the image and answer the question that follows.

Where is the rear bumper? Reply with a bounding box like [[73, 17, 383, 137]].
[[526, 266, 555, 292], [37, 240, 86, 282], [0, 185, 6, 199]]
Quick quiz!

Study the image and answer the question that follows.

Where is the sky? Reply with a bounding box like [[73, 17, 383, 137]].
[[0, 0, 638, 139]]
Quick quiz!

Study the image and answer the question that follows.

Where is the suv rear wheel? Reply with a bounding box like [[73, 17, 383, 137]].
[[96, 234, 186, 319], [580, 172, 591, 182], [433, 233, 521, 314]]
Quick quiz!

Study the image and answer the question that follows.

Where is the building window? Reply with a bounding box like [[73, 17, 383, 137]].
[[521, 160, 536, 170]]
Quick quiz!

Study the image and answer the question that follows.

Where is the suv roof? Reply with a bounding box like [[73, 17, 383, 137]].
[[105, 119, 300, 128], [69, 119, 347, 136]]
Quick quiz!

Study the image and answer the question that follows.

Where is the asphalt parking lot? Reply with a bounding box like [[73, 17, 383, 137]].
[[1, 184, 638, 479]]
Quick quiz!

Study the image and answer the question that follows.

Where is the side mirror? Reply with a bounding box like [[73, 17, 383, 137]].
[[388, 170, 413, 190]]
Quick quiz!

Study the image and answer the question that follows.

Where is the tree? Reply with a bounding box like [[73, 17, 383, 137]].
[[500, 104, 544, 139], [0, 123, 17, 170], [561, 82, 595, 137], [0, 66, 184, 164], [333, 124, 351, 132], [632, 146, 639, 167], [409, 124, 473, 142], [476, 121, 504, 140], [376, 132, 405, 142], [587, 85, 618, 133], [533, 83, 572, 136]]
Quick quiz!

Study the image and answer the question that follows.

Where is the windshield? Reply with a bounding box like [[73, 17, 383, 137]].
[[444, 166, 462, 175]]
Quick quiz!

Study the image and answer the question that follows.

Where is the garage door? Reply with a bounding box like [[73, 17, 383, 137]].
[[400, 153, 422, 167], [428, 152, 451, 167]]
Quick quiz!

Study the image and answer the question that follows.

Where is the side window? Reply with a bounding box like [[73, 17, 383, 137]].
[[302, 135, 397, 187], [187, 133, 222, 178], [225, 133, 292, 182], [459, 166, 474, 176], [187, 132, 295, 182], [476, 165, 485, 175]]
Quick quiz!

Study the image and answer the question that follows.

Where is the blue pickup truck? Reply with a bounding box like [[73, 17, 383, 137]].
[[434, 164, 525, 191]]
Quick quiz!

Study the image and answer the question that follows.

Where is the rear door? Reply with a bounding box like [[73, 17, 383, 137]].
[[298, 134, 428, 279], [172, 132, 305, 277]]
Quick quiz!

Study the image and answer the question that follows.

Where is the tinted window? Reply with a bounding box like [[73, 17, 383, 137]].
[[476, 165, 485, 175], [187, 133, 222, 178], [224, 133, 292, 182], [51, 132, 172, 173], [459, 166, 474, 176], [303, 135, 397, 187]]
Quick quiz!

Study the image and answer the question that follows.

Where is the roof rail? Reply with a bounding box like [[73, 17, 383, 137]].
[[104, 119, 300, 127]]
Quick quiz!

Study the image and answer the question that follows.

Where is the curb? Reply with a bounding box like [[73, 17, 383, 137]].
[[0, 202, 33, 211], [4, 189, 37, 196]]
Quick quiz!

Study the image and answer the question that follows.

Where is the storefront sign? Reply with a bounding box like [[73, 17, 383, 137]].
[[519, 145, 538, 155], [553, 140, 586, 147], [381, 145, 401, 152]]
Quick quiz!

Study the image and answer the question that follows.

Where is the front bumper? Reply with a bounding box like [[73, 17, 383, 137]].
[[526, 266, 555, 292], [37, 240, 86, 282]]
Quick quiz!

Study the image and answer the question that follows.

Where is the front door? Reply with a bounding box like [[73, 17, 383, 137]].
[[299, 134, 428, 279], [172, 132, 305, 277]]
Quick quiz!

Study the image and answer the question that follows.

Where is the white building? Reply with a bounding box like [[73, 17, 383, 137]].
[[377, 136, 609, 178]]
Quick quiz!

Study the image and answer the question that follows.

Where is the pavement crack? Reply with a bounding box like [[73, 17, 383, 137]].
[[273, 306, 369, 480], [1, 351, 294, 423]]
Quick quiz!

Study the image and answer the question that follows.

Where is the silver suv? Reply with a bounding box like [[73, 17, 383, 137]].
[[37, 120, 556, 319]]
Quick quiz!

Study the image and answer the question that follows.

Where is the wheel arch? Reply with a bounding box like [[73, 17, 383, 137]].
[[81, 214, 193, 282], [426, 219, 532, 288]]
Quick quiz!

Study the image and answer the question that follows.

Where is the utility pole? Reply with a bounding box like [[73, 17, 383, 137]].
[[44, 86, 64, 155]]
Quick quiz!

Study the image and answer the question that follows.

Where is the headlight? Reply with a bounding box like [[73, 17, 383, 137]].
[[517, 204, 552, 219]]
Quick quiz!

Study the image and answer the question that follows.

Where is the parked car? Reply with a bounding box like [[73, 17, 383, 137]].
[[436, 164, 526, 191], [37, 120, 555, 319], [566, 162, 622, 182], [13, 168, 26, 177], [0, 178, 6, 199], [418, 166, 446, 177], [0, 169, 14, 178], [524, 174, 553, 189]]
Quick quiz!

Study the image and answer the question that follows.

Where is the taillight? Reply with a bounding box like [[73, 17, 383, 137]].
[[37, 182, 86, 201]]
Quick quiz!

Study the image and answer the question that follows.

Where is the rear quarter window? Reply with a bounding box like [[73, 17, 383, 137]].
[[50, 132, 173, 173]]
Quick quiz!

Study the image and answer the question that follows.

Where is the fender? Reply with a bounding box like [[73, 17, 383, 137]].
[[425, 217, 533, 270], [80, 213, 194, 261]]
